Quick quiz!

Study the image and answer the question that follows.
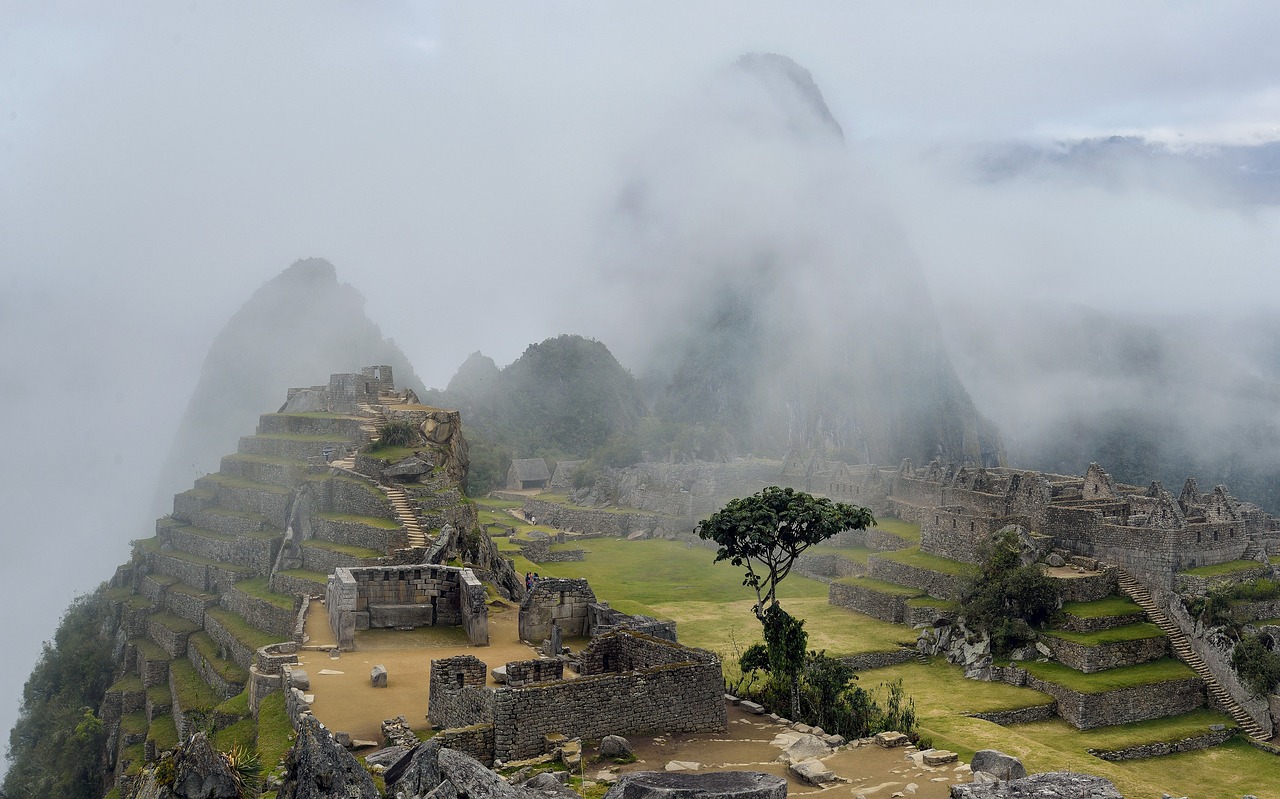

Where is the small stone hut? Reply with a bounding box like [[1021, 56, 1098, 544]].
[[507, 458, 551, 491]]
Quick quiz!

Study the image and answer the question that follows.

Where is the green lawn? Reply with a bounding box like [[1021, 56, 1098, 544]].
[[302, 539, 383, 559], [235, 577, 296, 611], [1018, 657, 1196, 693], [1181, 559, 1263, 578], [859, 659, 1053, 718], [206, 607, 280, 652], [809, 543, 873, 564], [1043, 622, 1165, 646], [202, 473, 292, 495], [1061, 596, 1143, 618]]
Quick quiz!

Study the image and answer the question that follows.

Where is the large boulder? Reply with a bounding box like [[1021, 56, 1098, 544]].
[[950, 771, 1121, 798], [385, 740, 442, 799], [599, 735, 635, 760], [968, 749, 1026, 781], [438, 748, 524, 799], [604, 771, 786, 799], [278, 715, 380, 799]]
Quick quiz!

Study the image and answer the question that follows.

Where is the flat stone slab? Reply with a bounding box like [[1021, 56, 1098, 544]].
[[950, 771, 1121, 798], [788, 759, 837, 786], [664, 761, 702, 772], [922, 749, 957, 766], [604, 771, 786, 799], [874, 731, 909, 748], [739, 701, 766, 715]]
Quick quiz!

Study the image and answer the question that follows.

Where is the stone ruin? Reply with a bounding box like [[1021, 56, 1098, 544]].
[[517, 577, 677, 648], [427, 630, 726, 765], [326, 564, 489, 649]]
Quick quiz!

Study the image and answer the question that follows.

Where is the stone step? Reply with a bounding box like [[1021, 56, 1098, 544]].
[[1117, 567, 1268, 741]]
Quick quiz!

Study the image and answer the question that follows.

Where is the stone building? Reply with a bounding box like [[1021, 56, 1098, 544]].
[[507, 458, 551, 490], [427, 631, 726, 764]]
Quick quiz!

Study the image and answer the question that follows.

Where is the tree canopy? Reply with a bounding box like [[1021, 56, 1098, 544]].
[[697, 485, 874, 616]]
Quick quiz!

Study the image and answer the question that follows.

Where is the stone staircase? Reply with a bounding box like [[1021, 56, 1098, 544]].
[[1116, 568, 1269, 740], [385, 482, 428, 548]]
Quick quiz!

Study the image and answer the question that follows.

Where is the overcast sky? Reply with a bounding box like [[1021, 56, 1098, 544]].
[[4, 1, 1280, 749]]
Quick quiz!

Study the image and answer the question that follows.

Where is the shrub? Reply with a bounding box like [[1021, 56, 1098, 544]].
[[370, 420, 418, 451], [960, 530, 1059, 654], [1231, 633, 1280, 696]]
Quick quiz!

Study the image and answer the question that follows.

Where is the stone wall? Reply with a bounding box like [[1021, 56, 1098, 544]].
[[1060, 608, 1147, 633], [518, 539, 586, 563], [796, 552, 867, 582], [1175, 564, 1273, 596], [329, 476, 393, 519], [828, 581, 910, 623], [505, 658, 564, 686], [1054, 571, 1116, 603], [163, 525, 278, 575], [492, 633, 724, 762], [967, 703, 1058, 726], [428, 655, 494, 729], [436, 724, 496, 766], [311, 515, 394, 552], [1043, 633, 1169, 673], [270, 570, 327, 597], [256, 413, 368, 440], [187, 643, 245, 700], [326, 564, 488, 649], [147, 615, 193, 658], [1088, 727, 1237, 761], [520, 499, 685, 539], [203, 612, 257, 672], [867, 556, 967, 601], [837, 649, 917, 670], [587, 603, 678, 642], [993, 664, 1204, 729], [518, 578, 595, 642], [219, 585, 296, 640]]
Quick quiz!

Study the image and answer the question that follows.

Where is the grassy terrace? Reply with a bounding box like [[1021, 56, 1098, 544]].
[[235, 576, 296, 611], [533, 491, 655, 515], [277, 568, 328, 588], [1061, 596, 1144, 618], [474, 497, 522, 510], [108, 674, 144, 694], [873, 547, 978, 577], [147, 683, 172, 708], [104, 586, 152, 610], [177, 487, 216, 501], [203, 505, 268, 525], [189, 632, 250, 684], [833, 575, 926, 596], [302, 539, 384, 559], [334, 474, 386, 495], [872, 517, 922, 543], [247, 432, 351, 442], [147, 714, 179, 752], [153, 546, 254, 575], [222, 452, 309, 467], [256, 691, 294, 777], [1017, 657, 1196, 693], [906, 596, 960, 611], [170, 582, 219, 603], [1043, 622, 1165, 646], [131, 637, 170, 662], [170, 659, 219, 711], [263, 411, 357, 419], [149, 611, 200, 636], [810, 543, 872, 565], [202, 473, 292, 495], [206, 607, 280, 652], [120, 710, 149, 737], [316, 511, 400, 529], [1181, 559, 1264, 578]]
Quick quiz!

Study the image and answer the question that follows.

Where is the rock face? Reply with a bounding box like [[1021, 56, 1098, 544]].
[[949, 771, 1122, 798], [371, 664, 388, 688], [278, 715, 380, 799], [604, 771, 787, 799], [968, 750, 1027, 781], [917, 621, 993, 680], [156, 257, 426, 512], [127, 733, 241, 799]]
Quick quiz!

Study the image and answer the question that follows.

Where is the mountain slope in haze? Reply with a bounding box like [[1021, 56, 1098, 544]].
[[156, 258, 425, 508], [946, 303, 1280, 512], [426, 334, 646, 463], [601, 53, 1002, 466]]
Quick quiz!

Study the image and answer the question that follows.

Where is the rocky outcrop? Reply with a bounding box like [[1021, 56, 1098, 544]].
[[917, 620, 993, 680], [604, 771, 786, 799], [126, 733, 242, 799], [949, 771, 1122, 798], [277, 715, 380, 799]]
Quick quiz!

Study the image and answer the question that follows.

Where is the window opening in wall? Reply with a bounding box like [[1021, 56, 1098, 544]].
[[952, 519, 956, 528], [558, 591, 566, 605], [456, 672, 464, 688], [970, 521, 975, 532], [934, 515, 939, 525], [1213, 531, 1219, 541], [1197, 532, 1202, 543], [602, 653, 613, 671]]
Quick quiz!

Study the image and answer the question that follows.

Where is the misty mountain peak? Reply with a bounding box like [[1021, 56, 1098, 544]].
[[730, 53, 844, 141]]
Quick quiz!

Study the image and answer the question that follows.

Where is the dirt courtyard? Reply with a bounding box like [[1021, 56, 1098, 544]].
[[297, 600, 970, 797]]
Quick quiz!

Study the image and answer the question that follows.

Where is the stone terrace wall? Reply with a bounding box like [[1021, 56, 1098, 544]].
[[521, 499, 686, 539], [1054, 571, 1117, 603], [1043, 634, 1169, 673], [219, 585, 296, 640], [795, 553, 867, 583], [920, 509, 1019, 564], [993, 664, 1203, 729], [867, 556, 967, 601], [828, 581, 911, 623], [1089, 727, 1237, 761]]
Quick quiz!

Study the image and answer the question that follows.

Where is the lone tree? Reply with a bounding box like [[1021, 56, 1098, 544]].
[[698, 485, 873, 714]]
